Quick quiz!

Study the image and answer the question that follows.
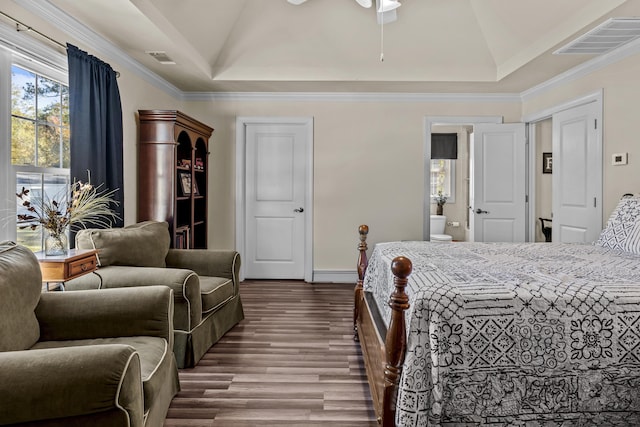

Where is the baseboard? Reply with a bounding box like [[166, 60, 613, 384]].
[[312, 270, 357, 283]]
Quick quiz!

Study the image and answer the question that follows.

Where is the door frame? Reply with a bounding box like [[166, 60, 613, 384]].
[[522, 90, 603, 241], [424, 116, 503, 240], [235, 116, 314, 282]]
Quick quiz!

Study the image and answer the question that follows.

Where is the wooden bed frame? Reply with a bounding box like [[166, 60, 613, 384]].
[[354, 225, 412, 427]]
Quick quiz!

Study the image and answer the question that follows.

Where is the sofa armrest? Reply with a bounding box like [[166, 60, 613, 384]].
[[76, 266, 202, 333], [0, 345, 144, 426], [166, 249, 240, 290], [36, 286, 174, 347]]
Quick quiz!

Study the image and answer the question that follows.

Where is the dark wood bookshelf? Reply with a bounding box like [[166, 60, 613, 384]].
[[137, 110, 213, 249]]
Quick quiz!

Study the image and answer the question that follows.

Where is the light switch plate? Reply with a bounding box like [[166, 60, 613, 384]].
[[612, 153, 628, 165]]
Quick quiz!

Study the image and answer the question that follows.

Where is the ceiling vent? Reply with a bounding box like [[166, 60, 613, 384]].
[[145, 51, 176, 64], [554, 18, 640, 55]]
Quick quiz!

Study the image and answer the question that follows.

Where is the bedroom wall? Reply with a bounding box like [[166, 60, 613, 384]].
[[183, 100, 521, 273], [113, 75, 184, 226], [522, 53, 640, 224]]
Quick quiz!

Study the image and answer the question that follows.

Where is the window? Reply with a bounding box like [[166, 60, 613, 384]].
[[11, 65, 69, 168], [10, 64, 70, 252], [430, 159, 455, 203]]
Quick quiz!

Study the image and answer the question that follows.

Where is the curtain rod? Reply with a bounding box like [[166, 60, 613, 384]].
[[0, 10, 120, 78]]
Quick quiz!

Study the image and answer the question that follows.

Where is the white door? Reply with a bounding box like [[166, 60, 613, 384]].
[[243, 122, 310, 279], [552, 102, 602, 243], [471, 123, 527, 242]]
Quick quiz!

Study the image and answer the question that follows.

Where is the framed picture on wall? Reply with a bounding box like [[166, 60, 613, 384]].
[[179, 171, 192, 195], [542, 152, 552, 174]]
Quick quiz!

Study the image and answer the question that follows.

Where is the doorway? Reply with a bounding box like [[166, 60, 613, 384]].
[[235, 117, 314, 281], [526, 91, 603, 243]]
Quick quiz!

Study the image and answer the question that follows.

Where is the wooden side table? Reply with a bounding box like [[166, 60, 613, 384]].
[[34, 249, 98, 291]]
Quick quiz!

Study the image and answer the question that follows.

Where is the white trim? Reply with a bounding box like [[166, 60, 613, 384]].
[[527, 123, 537, 242], [0, 49, 13, 242], [312, 270, 358, 284], [522, 90, 603, 123], [522, 37, 640, 102], [423, 116, 503, 241], [235, 116, 314, 282], [184, 91, 521, 103]]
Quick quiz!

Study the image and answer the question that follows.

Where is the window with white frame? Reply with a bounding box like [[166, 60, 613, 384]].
[[430, 159, 455, 203], [2, 52, 70, 251]]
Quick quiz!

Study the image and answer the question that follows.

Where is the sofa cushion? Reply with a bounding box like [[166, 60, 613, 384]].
[[0, 241, 42, 351], [200, 276, 235, 314], [32, 336, 170, 414], [76, 221, 170, 267]]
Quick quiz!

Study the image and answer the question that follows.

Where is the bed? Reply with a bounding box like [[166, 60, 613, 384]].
[[353, 195, 640, 426]]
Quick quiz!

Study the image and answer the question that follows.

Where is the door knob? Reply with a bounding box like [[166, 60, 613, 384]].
[[294, 207, 304, 213], [475, 208, 489, 214]]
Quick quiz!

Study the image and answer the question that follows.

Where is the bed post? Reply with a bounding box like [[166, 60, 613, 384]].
[[354, 224, 369, 340], [383, 256, 412, 427]]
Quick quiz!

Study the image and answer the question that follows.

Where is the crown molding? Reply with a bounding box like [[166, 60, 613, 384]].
[[182, 91, 521, 103], [521, 36, 640, 102], [14, 0, 183, 99]]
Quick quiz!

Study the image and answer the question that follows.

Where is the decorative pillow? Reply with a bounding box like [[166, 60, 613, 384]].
[[76, 221, 170, 267], [0, 241, 42, 351], [623, 220, 640, 255], [595, 195, 640, 251]]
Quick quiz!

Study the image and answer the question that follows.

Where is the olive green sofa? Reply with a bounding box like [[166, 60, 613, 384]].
[[0, 241, 179, 427], [65, 221, 244, 368]]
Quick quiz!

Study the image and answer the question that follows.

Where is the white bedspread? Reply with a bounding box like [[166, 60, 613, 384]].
[[363, 241, 640, 426]]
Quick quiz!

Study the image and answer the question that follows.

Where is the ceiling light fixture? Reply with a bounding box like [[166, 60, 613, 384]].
[[287, 0, 371, 7], [378, 0, 401, 62], [378, 0, 401, 13], [356, 0, 373, 7]]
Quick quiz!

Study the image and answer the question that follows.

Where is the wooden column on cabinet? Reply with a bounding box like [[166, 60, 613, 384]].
[[137, 110, 213, 249]]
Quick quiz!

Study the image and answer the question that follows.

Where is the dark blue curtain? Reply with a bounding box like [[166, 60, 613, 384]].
[[67, 44, 124, 229]]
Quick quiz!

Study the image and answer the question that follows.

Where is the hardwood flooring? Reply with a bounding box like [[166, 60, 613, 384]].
[[164, 280, 378, 427]]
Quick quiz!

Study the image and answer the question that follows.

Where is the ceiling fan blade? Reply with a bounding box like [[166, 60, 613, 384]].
[[287, 0, 308, 5], [355, 0, 372, 7]]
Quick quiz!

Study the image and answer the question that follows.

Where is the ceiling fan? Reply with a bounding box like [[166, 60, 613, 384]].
[[287, 0, 402, 13]]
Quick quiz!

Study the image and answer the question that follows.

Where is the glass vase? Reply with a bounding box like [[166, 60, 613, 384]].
[[44, 229, 69, 256]]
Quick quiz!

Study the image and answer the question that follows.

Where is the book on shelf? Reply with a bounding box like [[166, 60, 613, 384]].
[[175, 226, 190, 249]]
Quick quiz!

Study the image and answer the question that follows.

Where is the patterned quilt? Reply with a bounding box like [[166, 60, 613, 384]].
[[363, 241, 640, 426]]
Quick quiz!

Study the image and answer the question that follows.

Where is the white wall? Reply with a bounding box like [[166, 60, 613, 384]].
[[184, 100, 521, 272]]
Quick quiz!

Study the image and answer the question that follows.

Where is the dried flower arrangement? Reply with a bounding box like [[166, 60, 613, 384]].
[[16, 177, 119, 255]]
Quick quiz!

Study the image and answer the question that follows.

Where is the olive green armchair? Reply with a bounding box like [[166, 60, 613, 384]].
[[65, 221, 244, 368], [0, 241, 179, 427]]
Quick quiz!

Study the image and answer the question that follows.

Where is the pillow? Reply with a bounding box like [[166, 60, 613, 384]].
[[0, 241, 42, 351], [595, 195, 640, 251], [76, 221, 170, 267], [623, 220, 640, 255]]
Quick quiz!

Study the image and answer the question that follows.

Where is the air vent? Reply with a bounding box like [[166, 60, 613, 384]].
[[554, 18, 640, 55], [145, 51, 176, 64]]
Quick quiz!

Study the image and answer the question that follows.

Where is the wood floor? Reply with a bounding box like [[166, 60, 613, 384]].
[[164, 280, 378, 427]]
